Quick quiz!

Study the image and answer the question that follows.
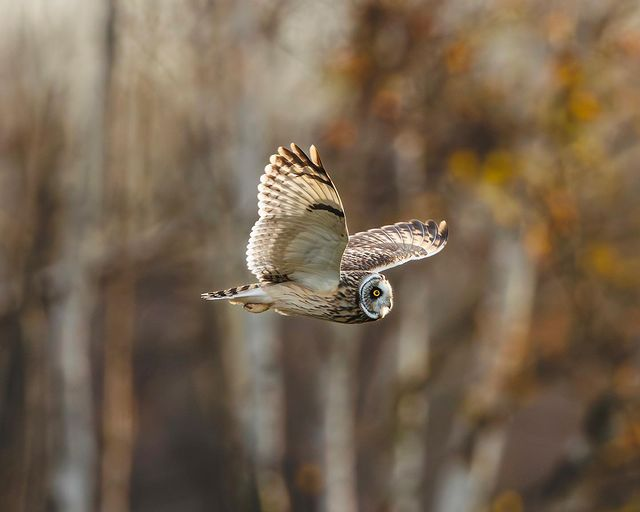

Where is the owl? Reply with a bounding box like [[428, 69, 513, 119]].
[[202, 144, 448, 323]]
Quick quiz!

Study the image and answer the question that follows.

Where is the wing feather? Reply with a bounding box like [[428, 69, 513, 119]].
[[246, 144, 349, 292], [341, 219, 448, 272]]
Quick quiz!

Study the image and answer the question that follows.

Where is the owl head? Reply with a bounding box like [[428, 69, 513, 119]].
[[359, 274, 393, 320]]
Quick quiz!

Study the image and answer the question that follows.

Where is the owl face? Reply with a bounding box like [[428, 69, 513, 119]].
[[358, 274, 393, 320]]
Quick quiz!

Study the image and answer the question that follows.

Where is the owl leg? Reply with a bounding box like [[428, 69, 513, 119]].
[[243, 303, 271, 313]]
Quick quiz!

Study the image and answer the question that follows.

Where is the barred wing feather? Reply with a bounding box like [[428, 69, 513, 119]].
[[341, 219, 448, 272], [246, 144, 349, 292]]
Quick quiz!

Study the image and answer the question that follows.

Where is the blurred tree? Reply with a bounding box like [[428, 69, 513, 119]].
[[1, 0, 640, 511]]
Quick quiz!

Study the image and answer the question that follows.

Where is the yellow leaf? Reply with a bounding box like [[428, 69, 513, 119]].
[[445, 40, 472, 74], [585, 244, 616, 277], [493, 490, 523, 512], [482, 150, 515, 184], [524, 223, 552, 260], [448, 149, 479, 181], [554, 59, 582, 87], [295, 463, 323, 495], [569, 90, 601, 122]]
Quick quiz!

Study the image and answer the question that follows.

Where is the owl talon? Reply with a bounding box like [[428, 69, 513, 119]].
[[243, 303, 271, 313]]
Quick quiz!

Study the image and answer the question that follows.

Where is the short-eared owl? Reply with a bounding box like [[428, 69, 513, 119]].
[[202, 144, 448, 323]]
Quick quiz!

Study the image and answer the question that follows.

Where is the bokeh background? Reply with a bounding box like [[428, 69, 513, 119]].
[[2, 1, 640, 511]]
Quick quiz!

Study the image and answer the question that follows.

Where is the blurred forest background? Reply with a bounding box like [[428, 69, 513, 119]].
[[1, 1, 640, 511]]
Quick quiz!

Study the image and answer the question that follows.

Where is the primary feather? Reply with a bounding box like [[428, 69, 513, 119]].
[[341, 219, 448, 272]]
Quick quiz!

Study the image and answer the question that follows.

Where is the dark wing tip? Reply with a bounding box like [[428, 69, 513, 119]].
[[277, 143, 310, 168], [277, 145, 294, 160], [277, 143, 329, 178], [421, 219, 448, 253], [309, 145, 323, 167], [438, 220, 448, 240], [289, 143, 313, 166]]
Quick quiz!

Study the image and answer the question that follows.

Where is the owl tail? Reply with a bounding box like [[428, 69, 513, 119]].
[[201, 283, 272, 313]]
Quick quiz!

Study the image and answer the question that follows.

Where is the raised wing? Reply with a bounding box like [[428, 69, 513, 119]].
[[246, 144, 348, 292], [341, 219, 448, 272]]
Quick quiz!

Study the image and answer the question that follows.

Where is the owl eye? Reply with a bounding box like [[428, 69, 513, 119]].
[[371, 288, 381, 298]]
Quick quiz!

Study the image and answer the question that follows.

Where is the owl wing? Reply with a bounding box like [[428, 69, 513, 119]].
[[246, 143, 349, 292], [340, 219, 448, 272]]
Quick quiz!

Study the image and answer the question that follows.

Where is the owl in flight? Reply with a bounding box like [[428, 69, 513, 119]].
[[202, 144, 448, 323]]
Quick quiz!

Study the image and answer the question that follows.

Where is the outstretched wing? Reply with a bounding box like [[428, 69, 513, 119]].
[[246, 144, 348, 292], [341, 219, 448, 272]]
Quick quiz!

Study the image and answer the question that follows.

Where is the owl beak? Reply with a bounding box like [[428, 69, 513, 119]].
[[380, 305, 390, 318]]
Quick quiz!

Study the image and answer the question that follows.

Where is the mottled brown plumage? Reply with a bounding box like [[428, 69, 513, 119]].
[[202, 143, 448, 323]]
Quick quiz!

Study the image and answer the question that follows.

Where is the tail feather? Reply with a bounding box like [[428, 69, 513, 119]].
[[201, 283, 265, 302]]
